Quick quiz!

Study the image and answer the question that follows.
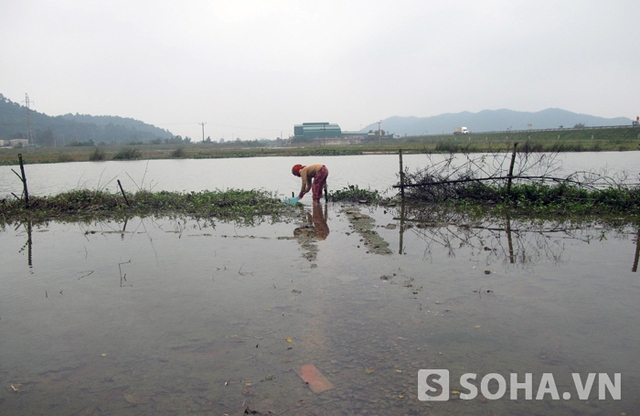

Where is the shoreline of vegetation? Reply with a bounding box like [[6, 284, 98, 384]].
[[333, 183, 640, 220], [437, 183, 640, 219], [0, 189, 294, 226], [1, 126, 639, 165], [1, 183, 639, 227]]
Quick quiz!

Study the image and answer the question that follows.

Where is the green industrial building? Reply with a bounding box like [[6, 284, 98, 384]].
[[293, 122, 342, 140]]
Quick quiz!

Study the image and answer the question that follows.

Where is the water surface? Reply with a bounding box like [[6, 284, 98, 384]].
[[1, 205, 638, 414], [1, 151, 638, 198]]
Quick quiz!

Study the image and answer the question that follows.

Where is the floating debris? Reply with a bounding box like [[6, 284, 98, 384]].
[[294, 364, 335, 394]]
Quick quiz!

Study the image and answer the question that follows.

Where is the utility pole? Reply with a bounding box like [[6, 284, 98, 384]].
[[378, 120, 382, 143], [199, 122, 206, 143]]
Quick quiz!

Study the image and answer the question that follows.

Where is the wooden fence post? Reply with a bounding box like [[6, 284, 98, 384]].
[[11, 153, 30, 208], [117, 180, 131, 206], [506, 142, 518, 196]]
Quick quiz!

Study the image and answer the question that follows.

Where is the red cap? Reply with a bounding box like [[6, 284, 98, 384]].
[[292, 164, 304, 176]]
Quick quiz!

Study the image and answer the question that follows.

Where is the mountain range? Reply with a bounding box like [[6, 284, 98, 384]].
[[362, 108, 634, 136], [2, 93, 634, 145], [0, 94, 173, 145]]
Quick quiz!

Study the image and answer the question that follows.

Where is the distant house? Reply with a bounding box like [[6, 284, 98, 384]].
[[9, 139, 28, 147], [341, 131, 366, 144]]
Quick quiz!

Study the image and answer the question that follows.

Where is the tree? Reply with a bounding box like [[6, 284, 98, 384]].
[[35, 127, 55, 147]]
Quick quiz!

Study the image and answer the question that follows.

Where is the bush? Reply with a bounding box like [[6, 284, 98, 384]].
[[171, 147, 186, 158], [89, 147, 106, 161], [56, 153, 73, 163], [113, 147, 142, 160]]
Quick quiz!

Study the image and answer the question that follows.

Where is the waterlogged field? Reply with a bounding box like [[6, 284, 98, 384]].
[[0, 204, 639, 415]]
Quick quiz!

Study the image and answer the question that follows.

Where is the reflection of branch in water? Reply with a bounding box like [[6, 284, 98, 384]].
[[133, 218, 159, 263], [398, 202, 405, 255], [395, 207, 487, 262], [392, 206, 603, 269], [238, 263, 254, 276], [506, 214, 514, 264], [633, 228, 640, 273], [119, 259, 132, 287], [16, 221, 34, 268], [26, 220, 32, 267], [77, 270, 94, 280], [121, 217, 128, 240]]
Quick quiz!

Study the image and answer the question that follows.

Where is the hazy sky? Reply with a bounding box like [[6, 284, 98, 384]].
[[2, 1, 638, 140]]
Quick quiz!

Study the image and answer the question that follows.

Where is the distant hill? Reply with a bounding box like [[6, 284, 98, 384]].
[[363, 108, 634, 136], [0, 94, 174, 146]]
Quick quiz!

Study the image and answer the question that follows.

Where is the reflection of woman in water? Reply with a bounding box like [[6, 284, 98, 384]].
[[292, 164, 329, 203], [312, 201, 329, 240], [293, 203, 330, 241]]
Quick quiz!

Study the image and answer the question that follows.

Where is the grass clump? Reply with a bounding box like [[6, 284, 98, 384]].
[[170, 147, 186, 158], [56, 153, 74, 163], [329, 185, 382, 203], [89, 147, 106, 161], [113, 147, 142, 160]]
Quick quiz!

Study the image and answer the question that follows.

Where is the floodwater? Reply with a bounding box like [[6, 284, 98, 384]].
[[1, 203, 639, 415], [1, 152, 639, 414], [1, 151, 639, 198]]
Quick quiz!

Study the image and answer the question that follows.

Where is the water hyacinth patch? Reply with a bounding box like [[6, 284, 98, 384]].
[[0, 189, 293, 226]]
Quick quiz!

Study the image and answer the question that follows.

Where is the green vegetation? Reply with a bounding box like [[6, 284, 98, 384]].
[[89, 147, 106, 161], [1, 126, 638, 165], [56, 153, 74, 163], [170, 146, 186, 158], [402, 181, 640, 218], [329, 185, 383, 203], [0, 189, 293, 226], [112, 147, 142, 160], [503, 183, 640, 216], [396, 148, 640, 219], [2, 183, 638, 227]]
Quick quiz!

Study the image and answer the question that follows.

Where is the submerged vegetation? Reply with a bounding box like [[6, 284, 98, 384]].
[[0, 189, 293, 226]]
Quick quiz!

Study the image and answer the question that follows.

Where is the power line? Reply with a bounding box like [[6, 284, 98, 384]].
[[152, 121, 283, 132]]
